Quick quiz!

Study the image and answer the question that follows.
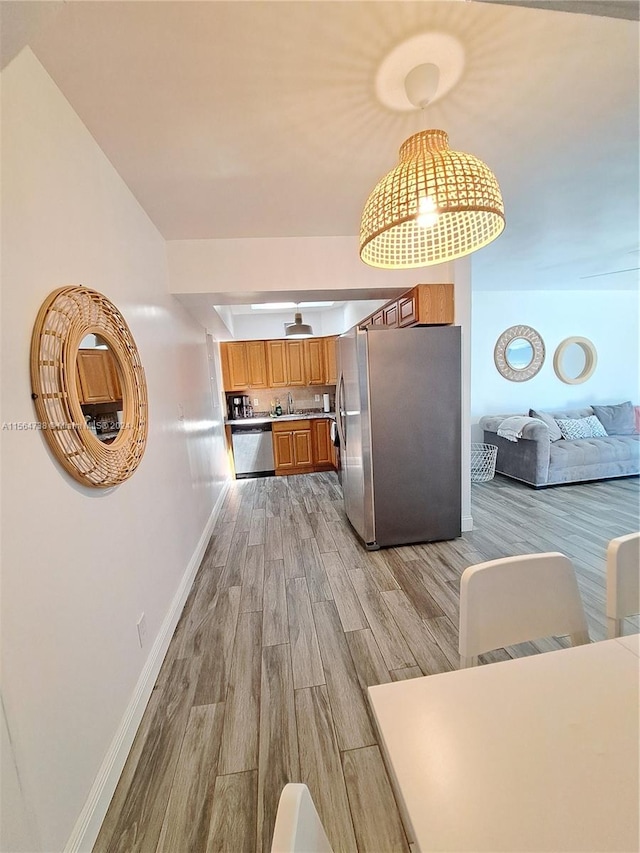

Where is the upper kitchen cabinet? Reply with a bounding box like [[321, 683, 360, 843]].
[[304, 338, 326, 386], [266, 340, 288, 387], [76, 348, 122, 404], [246, 341, 268, 387], [267, 340, 306, 387], [223, 335, 339, 391], [221, 341, 268, 390], [361, 283, 454, 328], [324, 336, 337, 384], [286, 341, 306, 386]]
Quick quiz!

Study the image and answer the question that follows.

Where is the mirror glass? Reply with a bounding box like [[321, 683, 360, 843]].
[[76, 334, 125, 443], [505, 338, 534, 370], [559, 342, 587, 381]]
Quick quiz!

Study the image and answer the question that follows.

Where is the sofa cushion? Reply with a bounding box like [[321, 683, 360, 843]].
[[555, 416, 607, 440], [635, 406, 640, 434], [529, 409, 563, 441], [548, 435, 640, 484], [592, 401, 635, 436]]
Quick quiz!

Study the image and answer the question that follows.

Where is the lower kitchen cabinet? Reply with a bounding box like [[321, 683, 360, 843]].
[[272, 418, 336, 475], [311, 418, 333, 470], [273, 419, 313, 474]]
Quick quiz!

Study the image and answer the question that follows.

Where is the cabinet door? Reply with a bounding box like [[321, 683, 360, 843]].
[[293, 429, 313, 467], [398, 292, 418, 327], [324, 336, 337, 385], [383, 302, 399, 328], [267, 340, 288, 386], [273, 431, 295, 469], [371, 311, 385, 327], [304, 339, 326, 385], [312, 419, 332, 465], [221, 342, 250, 390], [286, 341, 306, 386], [76, 349, 121, 404], [246, 341, 268, 388]]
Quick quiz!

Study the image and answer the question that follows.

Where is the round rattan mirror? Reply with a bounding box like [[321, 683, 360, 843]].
[[30, 286, 148, 487], [494, 325, 545, 382], [553, 336, 597, 384]]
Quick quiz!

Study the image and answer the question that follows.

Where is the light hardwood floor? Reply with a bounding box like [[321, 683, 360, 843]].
[[94, 473, 640, 853]]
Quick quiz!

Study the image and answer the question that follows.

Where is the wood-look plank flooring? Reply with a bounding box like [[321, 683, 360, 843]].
[[94, 473, 640, 853]]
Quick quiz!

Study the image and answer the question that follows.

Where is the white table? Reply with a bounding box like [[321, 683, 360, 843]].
[[368, 636, 640, 852]]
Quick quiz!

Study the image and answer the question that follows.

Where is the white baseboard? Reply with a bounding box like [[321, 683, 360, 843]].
[[64, 482, 229, 853], [462, 514, 474, 532]]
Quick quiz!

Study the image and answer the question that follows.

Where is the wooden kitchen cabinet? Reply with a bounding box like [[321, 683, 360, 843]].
[[383, 302, 399, 327], [225, 335, 339, 391], [286, 341, 306, 386], [311, 418, 334, 470], [324, 336, 337, 385], [266, 340, 288, 387], [361, 283, 454, 329], [76, 349, 122, 404], [273, 419, 313, 474], [304, 338, 326, 385], [221, 341, 268, 390], [267, 339, 306, 387], [221, 342, 249, 390], [246, 341, 268, 387], [398, 293, 418, 327]]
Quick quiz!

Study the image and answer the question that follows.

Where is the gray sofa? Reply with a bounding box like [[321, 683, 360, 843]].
[[479, 405, 639, 488]]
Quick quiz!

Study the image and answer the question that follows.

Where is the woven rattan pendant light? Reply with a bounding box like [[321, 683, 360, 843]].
[[360, 63, 505, 269]]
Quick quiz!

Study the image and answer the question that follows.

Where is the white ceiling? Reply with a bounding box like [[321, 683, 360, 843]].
[[1, 0, 638, 301]]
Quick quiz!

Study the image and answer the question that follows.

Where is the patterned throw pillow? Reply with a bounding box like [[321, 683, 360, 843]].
[[555, 415, 608, 440]]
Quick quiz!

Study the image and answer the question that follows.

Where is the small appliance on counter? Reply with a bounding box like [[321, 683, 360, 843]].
[[227, 394, 252, 420]]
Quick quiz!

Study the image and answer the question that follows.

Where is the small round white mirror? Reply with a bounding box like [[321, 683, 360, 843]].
[[553, 337, 597, 385]]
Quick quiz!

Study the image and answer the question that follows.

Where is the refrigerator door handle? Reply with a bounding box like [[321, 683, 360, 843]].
[[337, 372, 347, 447]]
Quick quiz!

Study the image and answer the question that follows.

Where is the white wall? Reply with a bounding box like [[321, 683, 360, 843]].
[[1, 49, 228, 852], [167, 236, 454, 294], [471, 289, 640, 435]]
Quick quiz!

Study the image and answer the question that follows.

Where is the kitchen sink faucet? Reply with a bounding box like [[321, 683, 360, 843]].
[[287, 392, 294, 415]]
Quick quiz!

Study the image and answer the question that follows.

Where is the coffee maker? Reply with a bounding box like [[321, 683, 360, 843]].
[[228, 394, 251, 419]]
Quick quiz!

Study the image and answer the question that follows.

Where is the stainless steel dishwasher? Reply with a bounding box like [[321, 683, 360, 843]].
[[231, 422, 275, 478]]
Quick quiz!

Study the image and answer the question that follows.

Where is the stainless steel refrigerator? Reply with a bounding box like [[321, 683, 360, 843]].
[[336, 325, 461, 549]]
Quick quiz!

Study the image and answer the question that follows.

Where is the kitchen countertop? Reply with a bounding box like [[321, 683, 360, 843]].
[[226, 411, 335, 426]]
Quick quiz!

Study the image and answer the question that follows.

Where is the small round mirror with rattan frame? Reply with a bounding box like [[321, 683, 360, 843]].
[[30, 286, 148, 488], [494, 325, 545, 382], [553, 336, 597, 385]]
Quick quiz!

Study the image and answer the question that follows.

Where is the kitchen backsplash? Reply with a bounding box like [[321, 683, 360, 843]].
[[243, 385, 336, 415]]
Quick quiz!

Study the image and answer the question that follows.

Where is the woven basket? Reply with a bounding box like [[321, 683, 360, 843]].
[[470, 443, 498, 483]]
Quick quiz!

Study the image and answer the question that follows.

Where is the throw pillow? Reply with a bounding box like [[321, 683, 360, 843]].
[[555, 416, 608, 441], [529, 409, 563, 442], [591, 401, 635, 436]]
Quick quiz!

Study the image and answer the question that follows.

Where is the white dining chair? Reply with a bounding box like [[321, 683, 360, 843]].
[[606, 532, 640, 638], [459, 552, 590, 668], [271, 783, 334, 853]]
